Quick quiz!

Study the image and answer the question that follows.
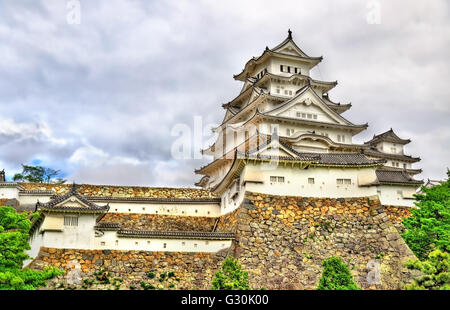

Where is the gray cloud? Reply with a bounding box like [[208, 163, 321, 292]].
[[0, 0, 448, 185]]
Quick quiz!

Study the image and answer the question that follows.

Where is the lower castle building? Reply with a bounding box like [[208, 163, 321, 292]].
[[0, 31, 424, 289]]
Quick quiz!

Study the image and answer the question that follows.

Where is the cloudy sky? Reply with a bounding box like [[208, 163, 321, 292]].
[[0, 0, 448, 186]]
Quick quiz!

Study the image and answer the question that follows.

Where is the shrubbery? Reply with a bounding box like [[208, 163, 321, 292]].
[[211, 256, 250, 290], [402, 172, 450, 260], [0, 206, 62, 290], [317, 256, 360, 290]]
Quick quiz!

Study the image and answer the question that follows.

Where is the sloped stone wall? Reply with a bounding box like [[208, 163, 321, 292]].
[[31, 193, 416, 290], [99, 213, 217, 232], [30, 247, 232, 290], [234, 192, 416, 289]]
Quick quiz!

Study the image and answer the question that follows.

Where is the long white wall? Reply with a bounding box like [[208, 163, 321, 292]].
[[95, 231, 232, 253], [242, 164, 378, 198]]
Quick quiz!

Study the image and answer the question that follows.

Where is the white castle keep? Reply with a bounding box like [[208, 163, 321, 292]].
[[0, 30, 422, 263]]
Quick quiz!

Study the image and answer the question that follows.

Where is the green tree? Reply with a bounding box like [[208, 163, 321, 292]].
[[317, 256, 360, 290], [211, 256, 250, 290], [12, 164, 66, 184], [404, 249, 450, 290], [0, 206, 62, 290], [402, 172, 450, 260]]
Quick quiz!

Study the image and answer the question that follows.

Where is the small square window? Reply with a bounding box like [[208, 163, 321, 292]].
[[308, 178, 315, 184], [278, 176, 285, 183], [270, 176, 277, 182], [337, 179, 344, 185], [313, 114, 317, 120], [344, 179, 351, 185], [101, 242, 105, 246]]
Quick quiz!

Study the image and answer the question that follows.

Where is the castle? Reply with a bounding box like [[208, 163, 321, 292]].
[[0, 31, 423, 289]]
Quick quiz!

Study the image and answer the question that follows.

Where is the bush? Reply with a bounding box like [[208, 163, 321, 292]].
[[0, 206, 63, 290], [404, 249, 450, 290], [147, 271, 155, 279], [211, 256, 250, 290], [402, 172, 450, 260], [317, 256, 360, 290]]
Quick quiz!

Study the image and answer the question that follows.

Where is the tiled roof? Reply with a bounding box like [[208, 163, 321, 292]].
[[117, 230, 235, 240], [98, 213, 217, 232], [365, 129, 411, 145], [363, 148, 420, 163], [375, 170, 423, 185], [37, 183, 109, 213], [94, 222, 121, 230], [18, 182, 216, 199]]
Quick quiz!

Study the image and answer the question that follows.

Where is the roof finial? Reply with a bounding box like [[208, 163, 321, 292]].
[[288, 29, 292, 39], [71, 182, 77, 194]]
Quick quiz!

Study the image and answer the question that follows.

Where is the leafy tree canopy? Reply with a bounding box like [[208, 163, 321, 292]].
[[12, 164, 66, 184], [404, 249, 450, 290], [211, 256, 250, 290], [0, 206, 62, 290], [317, 256, 360, 290], [402, 172, 450, 260]]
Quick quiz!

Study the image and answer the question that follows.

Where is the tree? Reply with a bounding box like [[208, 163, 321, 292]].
[[0, 206, 62, 290], [12, 164, 66, 184], [317, 256, 360, 290], [404, 249, 450, 290], [211, 256, 250, 290], [402, 173, 450, 260]]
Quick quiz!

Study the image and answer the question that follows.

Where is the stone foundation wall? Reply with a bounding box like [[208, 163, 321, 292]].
[[384, 205, 413, 233], [31, 193, 416, 290], [30, 247, 232, 290], [99, 213, 217, 232], [234, 193, 416, 289]]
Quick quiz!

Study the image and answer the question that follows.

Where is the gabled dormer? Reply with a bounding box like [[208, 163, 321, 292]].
[[364, 129, 411, 155], [233, 30, 323, 81]]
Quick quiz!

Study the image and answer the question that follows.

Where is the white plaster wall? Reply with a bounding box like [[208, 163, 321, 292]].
[[377, 185, 418, 207], [94, 231, 232, 253], [0, 186, 20, 200], [257, 122, 353, 145], [106, 201, 221, 217], [378, 142, 404, 155], [18, 194, 52, 206], [41, 215, 97, 250], [270, 57, 311, 77], [25, 229, 45, 266], [242, 164, 378, 198]]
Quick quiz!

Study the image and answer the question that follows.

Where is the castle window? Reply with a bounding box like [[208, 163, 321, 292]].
[[101, 242, 105, 246], [337, 179, 351, 185], [280, 65, 284, 72], [182, 242, 185, 246], [403, 163, 407, 169], [163, 243, 167, 249], [289, 90, 292, 95], [270, 176, 285, 183], [287, 66, 291, 73], [313, 114, 317, 120], [64, 216, 78, 226], [135, 242, 138, 246], [115, 240, 119, 246], [276, 88, 280, 94], [307, 113, 312, 119], [308, 178, 315, 184], [147, 241, 151, 245], [294, 67, 298, 74]]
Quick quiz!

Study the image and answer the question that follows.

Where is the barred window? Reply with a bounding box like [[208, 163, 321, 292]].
[[64, 216, 78, 226]]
